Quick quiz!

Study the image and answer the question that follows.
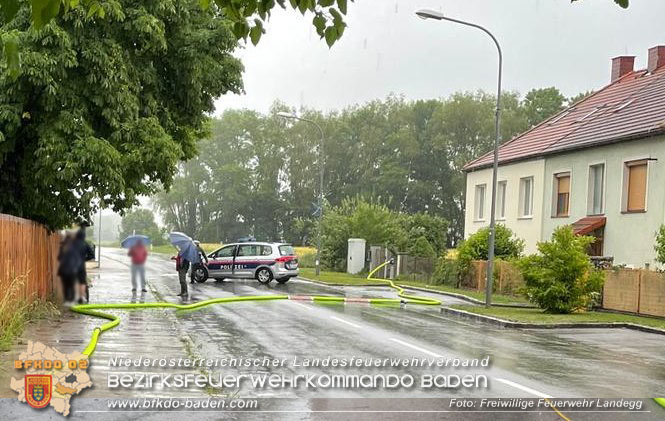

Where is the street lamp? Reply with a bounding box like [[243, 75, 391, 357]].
[[416, 8, 503, 307], [277, 112, 326, 277]]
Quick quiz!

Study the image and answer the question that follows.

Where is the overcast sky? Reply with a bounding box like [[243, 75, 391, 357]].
[[214, 0, 665, 115]]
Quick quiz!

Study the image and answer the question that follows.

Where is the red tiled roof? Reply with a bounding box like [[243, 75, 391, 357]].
[[572, 216, 606, 236], [463, 65, 665, 171]]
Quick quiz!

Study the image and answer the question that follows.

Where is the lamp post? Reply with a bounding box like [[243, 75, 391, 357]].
[[416, 9, 502, 307], [277, 112, 325, 277]]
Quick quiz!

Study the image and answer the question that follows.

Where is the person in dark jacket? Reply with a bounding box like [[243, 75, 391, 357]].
[[172, 252, 190, 297], [71, 228, 94, 304], [58, 233, 79, 303]]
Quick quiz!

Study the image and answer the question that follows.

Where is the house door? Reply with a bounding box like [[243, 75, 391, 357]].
[[588, 227, 604, 256]]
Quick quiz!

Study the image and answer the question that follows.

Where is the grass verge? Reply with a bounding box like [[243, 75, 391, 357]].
[[151, 243, 220, 256], [299, 268, 528, 305], [451, 305, 665, 330], [0, 275, 60, 352]]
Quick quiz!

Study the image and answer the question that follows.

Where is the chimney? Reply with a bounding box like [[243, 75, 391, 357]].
[[648, 46, 665, 73], [611, 56, 635, 82]]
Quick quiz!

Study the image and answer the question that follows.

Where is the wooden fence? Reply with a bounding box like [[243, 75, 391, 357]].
[[603, 268, 665, 317], [0, 214, 61, 303], [466, 260, 524, 295]]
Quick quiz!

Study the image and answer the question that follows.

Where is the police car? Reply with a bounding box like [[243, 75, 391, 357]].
[[192, 241, 299, 284]]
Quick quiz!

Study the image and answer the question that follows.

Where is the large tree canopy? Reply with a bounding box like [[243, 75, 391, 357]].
[[0, 0, 352, 76], [154, 88, 577, 246], [0, 0, 243, 228]]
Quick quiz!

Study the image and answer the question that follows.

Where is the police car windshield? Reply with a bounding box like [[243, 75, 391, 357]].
[[278, 245, 295, 256]]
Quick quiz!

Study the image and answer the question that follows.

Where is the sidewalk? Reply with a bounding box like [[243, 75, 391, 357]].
[[0, 253, 208, 398]]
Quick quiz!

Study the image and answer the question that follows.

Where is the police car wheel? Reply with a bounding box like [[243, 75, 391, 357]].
[[193, 267, 208, 283], [256, 268, 273, 284]]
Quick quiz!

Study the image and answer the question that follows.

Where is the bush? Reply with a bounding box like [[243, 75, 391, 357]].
[[409, 236, 436, 258], [655, 225, 665, 266], [432, 258, 461, 286], [457, 225, 524, 271], [297, 250, 317, 268], [519, 226, 604, 314], [320, 197, 406, 271]]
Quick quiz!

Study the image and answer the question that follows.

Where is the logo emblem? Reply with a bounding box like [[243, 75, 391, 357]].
[[25, 375, 52, 409]]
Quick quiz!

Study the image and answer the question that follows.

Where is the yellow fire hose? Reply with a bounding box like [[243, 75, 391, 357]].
[[69, 260, 662, 415]]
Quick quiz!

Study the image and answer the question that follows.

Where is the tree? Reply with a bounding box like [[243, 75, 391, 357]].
[[0, 0, 351, 230], [523, 87, 566, 127], [519, 226, 604, 314], [0, 0, 352, 76], [0, 1, 243, 229], [655, 225, 665, 266], [153, 92, 537, 246], [568, 90, 595, 106], [119, 208, 166, 246]]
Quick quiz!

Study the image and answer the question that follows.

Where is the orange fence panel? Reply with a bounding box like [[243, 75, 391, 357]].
[[0, 214, 61, 303]]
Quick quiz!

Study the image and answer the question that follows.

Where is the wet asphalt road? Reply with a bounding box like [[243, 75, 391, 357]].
[[2, 248, 665, 420], [102, 249, 665, 399]]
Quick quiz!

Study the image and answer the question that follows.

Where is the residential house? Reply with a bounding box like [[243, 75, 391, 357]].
[[463, 46, 665, 267]]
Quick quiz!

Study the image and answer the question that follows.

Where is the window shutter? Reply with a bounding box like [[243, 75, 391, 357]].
[[627, 163, 647, 211]]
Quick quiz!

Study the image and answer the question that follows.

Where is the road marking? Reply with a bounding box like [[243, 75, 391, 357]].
[[494, 377, 553, 399], [388, 339, 554, 401], [389, 338, 444, 358], [330, 316, 362, 329]]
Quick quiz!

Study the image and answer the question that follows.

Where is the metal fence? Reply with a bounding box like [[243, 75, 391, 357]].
[[0, 214, 61, 302]]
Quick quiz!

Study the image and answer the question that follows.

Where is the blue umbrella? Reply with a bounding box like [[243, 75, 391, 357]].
[[121, 235, 151, 249], [168, 232, 200, 263]]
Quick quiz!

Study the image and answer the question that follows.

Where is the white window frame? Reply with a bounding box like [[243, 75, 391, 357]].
[[551, 170, 572, 218], [621, 157, 650, 213], [474, 184, 487, 222], [586, 161, 606, 216], [518, 177, 534, 219], [496, 180, 507, 221]]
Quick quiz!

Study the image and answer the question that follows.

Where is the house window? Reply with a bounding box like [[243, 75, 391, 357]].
[[624, 160, 648, 212], [519, 177, 534, 218], [554, 172, 570, 217], [474, 184, 486, 220], [496, 181, 507, 220], [587, 163, 605, 215]]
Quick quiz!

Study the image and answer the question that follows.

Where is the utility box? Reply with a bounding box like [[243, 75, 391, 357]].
[[347, 238, 366, 275]]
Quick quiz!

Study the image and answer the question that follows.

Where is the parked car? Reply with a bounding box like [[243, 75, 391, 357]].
[[192, 242, 299, 284]]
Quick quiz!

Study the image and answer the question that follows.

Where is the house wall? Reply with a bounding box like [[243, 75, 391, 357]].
[[542, 135, 665, 268], [464, 159, 545, 254]]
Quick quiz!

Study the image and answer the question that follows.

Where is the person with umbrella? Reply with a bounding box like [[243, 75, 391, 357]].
[[123, 235, 150, 293], [173, 248, 190, 297], [169, 232, 198, 297]]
